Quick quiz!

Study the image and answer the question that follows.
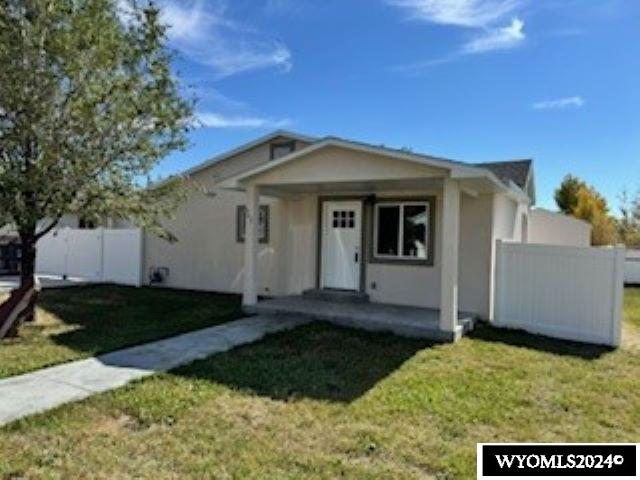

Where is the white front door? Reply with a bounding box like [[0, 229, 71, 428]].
[[321, 200, 362, 290]]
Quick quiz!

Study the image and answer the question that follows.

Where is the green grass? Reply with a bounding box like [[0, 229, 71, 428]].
[[0, 288, 639, 479], [0, 286, 243, 379]]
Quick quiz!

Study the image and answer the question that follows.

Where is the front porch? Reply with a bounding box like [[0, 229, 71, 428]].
[[219, 139, 525, 341], [250, 295, 476, 342]]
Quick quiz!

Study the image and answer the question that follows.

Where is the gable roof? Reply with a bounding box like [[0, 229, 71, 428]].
[[177, 130, 534, 202], [181, 130, 318, 179], [218, 136, 531, 203], [474, 159, 532, 190], [322, 137, 533, 192]]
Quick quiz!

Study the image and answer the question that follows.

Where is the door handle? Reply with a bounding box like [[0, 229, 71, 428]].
[[354, 252, 359, 263]]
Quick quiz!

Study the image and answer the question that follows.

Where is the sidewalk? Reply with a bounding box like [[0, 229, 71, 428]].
[[0, 315, 309, 426]]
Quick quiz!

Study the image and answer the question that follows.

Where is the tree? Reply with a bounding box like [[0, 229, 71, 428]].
[[0, 0, 193, 338], [571, 187, 617, 246], [554, 175, 586, 215], [555, 175, 618, 246], [618, 190, 640, 248]]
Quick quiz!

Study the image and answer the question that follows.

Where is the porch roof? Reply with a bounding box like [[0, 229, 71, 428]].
[[217, 137, 530, 202]]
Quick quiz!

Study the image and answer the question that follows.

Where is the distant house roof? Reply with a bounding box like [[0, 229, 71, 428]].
[[474, 159, 533, 190]]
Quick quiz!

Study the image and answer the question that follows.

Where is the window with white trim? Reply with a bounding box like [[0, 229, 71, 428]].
[[374, 202, 429, 260]]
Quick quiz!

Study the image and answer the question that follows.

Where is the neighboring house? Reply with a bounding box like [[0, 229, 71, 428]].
[[528, 208, 592, 247], [145, 130, 589, 339], [0, 235, 21, 275]]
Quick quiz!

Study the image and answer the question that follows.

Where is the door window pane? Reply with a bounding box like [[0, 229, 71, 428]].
[[376, 206, 400, 256], [402, 205, 427, 258]]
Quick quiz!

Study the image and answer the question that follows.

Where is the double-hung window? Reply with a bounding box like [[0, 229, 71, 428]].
[[373, 201, 431, 262]]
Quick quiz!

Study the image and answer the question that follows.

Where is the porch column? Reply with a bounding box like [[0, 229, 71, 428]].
[[439, 178, 461, 334], [243, 184, 260, 307]]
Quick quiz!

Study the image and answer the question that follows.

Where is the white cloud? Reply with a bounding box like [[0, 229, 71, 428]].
[[532, 96, 585, 110], [386, 0, 526, 71], [159, 0, 292, 78], [384, 0, 521, 27], [462, 18, 525, 53], [196, 112, 291, 129]]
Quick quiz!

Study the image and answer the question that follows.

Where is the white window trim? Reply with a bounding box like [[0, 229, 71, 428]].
[[373, 201, 430, 261]]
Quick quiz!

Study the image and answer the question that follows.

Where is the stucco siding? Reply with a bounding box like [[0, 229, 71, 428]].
[[145, 136, 524, 316], [459, 194, 493, 318], [364, 189, 443, 308], [528, 208, 591, 247], [486, 192, 530, 320], [282, 194, 318, 294], [144, 135, 311, 293], [245, 146, 447, 186]]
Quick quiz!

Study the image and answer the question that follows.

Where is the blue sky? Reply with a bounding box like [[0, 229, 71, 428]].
[[149, 0, 639, 212]]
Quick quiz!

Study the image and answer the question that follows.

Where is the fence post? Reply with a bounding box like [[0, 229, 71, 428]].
[[137, 228, 144, 287], [99, 227, 105, 282], [62, 228, 69, 279], [493, 239, 503, 325], [611, 245, 625, 347]]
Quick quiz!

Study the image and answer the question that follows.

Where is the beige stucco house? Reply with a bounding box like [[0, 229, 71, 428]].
[[144, 130, 581, 340]]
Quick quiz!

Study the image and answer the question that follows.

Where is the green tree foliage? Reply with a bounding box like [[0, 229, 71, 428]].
[[554, 174, 585, 215], [0, 0, 193, 332], [554, 175, 617, 246]]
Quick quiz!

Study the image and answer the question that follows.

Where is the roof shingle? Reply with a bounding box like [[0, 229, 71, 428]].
[[473, 159, 532, 189]]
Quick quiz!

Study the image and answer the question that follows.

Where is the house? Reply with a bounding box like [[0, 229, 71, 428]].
[[144, 131, 584, 341]]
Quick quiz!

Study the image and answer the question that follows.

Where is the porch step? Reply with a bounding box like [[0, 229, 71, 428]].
[[250, 296, 477, 342], [302, 289, 370, 304]]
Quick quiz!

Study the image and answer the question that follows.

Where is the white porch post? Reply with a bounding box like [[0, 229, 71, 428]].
[[439, 178, 461, 335], [243, 184, 260, 307]]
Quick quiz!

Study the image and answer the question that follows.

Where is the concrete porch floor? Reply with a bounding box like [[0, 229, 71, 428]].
[[250, 296, 476, 342]]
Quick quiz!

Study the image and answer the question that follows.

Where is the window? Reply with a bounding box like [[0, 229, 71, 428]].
[[270, 141, 295, 160], [237, 205, 269, 243], [332, 210, 355, 229], [373, 201, 431, 262]]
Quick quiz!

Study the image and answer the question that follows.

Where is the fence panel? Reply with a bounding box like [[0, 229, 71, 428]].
[[36, 228, 142, 286], [64, 229, 103, 281], [495, 241, 624, 347], [625, 250, 640, 285], [103, 229, 143, 286], [36, 230, 68, 275]]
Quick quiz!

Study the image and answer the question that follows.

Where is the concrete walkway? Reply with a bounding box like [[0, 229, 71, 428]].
[[0, 274, 97, 293], [0, 315, 309, 426]]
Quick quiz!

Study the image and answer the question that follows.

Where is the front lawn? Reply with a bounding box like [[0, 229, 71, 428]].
[[1, 289, 639, 479], [0, 286, 243, 379]]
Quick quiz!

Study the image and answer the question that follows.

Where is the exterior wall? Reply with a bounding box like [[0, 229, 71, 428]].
[[145, 137, 529, 316], [144, 135, 310, 294], [487, 193, 530, 320], [146, 178, 507, 315], [528, 208, 591, 247], [364, 189, 443, 309], [458, 194, 494, 318], [245, 146, 446, 186], [144, 177, 286, 295], [282, 193, 318, 294]]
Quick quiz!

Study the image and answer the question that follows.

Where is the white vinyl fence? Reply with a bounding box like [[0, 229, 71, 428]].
[[36, 228, 143, 286], [494, 241, 625, 347], [625, 250, 640, 285]]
